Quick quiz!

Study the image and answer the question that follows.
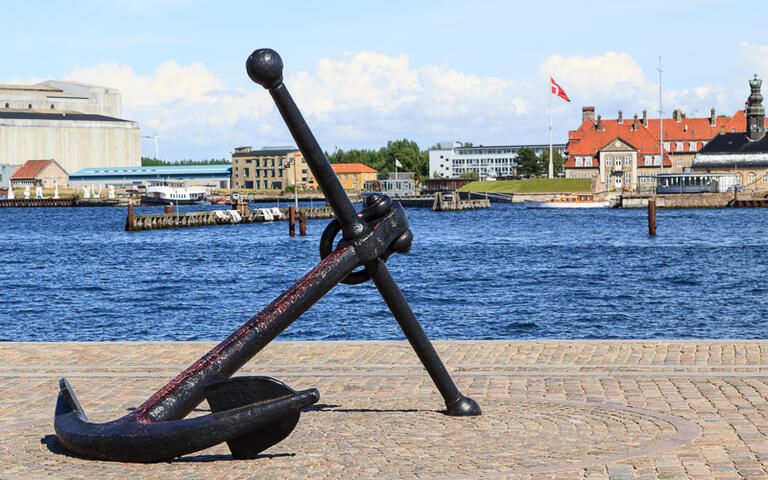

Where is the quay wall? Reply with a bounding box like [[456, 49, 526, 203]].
[[621, 193, 733, 209]]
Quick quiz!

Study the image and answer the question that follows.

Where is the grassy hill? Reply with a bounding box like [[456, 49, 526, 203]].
[[459, 178, 591, 193]]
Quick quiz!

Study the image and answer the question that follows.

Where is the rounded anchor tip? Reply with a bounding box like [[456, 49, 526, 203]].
[[446, 394, 482, 417], [246, 48, 283, 89]]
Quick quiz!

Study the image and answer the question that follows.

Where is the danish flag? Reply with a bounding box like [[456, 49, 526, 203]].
[[550, 77, 570, 102]]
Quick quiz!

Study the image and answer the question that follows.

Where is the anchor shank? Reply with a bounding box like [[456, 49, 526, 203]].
[[268, 83, 365, 240], [133, 246, 359, 422]]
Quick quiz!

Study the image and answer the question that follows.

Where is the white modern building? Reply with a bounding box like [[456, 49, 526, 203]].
[[429, 142, 567, 179], [0, 81, 140, 175]]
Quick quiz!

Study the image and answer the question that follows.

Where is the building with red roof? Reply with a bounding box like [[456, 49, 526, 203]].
[[330, 163, 377, 193], [565, 105, 766, 192], [10, 159, 68, 188]]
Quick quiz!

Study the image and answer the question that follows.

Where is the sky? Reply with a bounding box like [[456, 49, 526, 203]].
[[3, 0, 768, 161]]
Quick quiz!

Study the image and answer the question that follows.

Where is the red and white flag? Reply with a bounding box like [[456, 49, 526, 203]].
[[550, 77, 570, 102]]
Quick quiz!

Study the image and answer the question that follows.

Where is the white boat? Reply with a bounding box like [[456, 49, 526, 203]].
[[525, 194, 612, 209], [140, 181, 207, 205]]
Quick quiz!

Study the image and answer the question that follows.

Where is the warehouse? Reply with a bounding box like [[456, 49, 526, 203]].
[[0, 81, 140, 174], [68, 165, 232, 189]]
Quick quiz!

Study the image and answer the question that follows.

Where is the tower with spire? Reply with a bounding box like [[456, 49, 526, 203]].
[[746, 75, 765, 141]]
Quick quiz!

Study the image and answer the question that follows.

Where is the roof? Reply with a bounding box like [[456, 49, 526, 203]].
[[11, 160, 55, 179], [0, 84, 62, 93], [331, 163, 378, 173], [70, 165, 232, 178], [567, 119, 662, 156], [698, 132, 768, 154], [232, 146, 299, 157], [0, 111, 132, 123]]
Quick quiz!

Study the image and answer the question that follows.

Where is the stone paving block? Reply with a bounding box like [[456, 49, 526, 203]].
[[0, 340, 767, 478]]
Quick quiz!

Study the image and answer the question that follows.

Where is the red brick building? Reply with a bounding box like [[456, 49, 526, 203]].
[[565, 107, 763, 191]]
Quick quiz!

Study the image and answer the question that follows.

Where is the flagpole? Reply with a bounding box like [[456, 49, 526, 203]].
[[549, 75, 553, 179]]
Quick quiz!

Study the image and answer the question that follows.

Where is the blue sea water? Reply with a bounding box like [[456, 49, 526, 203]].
[[0, 202, 766, 341]]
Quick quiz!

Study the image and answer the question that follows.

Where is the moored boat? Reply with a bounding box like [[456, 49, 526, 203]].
[[140, 181, 208, 205], [524, 194, 611, 209]]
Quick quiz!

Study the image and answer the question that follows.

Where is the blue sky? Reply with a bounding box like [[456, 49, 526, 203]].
[[3, 0, 767, 160]]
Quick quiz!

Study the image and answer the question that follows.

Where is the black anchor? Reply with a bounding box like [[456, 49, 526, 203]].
[[53, 48, 480, 463]]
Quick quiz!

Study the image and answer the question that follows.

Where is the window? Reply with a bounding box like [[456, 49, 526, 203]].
[[663, 142, 670, 150], [245, 159, 252, 163], [737, 174, 743, 183], [244, 168, 249, 177], [762, 172, 768, 183], [254, 159, 260, 167], [676, 142, 684, 151], [625, 172, 631, 184], [585, 158, 592, 167], [640, 177, 647, 184], [606, 158, 613, 167], [689, 141, 697, 151], [278, 170, 283, 177], [575, 158, 582, 167], [625, 157, 631, 166], [677, 159, 683, 167], [615, 177, 622, 186], [654, 156, 661, 166], [245, 181, 253, 189], [749, 173, 756, 184]]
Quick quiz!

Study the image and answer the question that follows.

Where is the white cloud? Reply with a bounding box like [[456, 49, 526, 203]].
[[19, 46, 755, 160], [738, 41, 768, 78]]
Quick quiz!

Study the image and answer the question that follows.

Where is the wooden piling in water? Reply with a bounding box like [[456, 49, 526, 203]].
[[648, 198, 656, 236], [299, 211, 307, 236], [164, 204, 174, 214], [126, 204, 135, 232], [289, 206, 296, 236]]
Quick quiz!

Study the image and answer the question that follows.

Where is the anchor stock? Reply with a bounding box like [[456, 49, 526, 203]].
[[53, 48, 480, 463]]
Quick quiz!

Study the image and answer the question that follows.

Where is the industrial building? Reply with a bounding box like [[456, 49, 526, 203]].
[[429, 142, 566, 180], [68, 165, 232, 189], [0, 81, 140, 175], [0, 164, 20, 189]]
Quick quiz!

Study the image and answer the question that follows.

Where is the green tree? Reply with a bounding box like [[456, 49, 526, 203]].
[[459, 170, 479, 180], [537, 149, 566, 177], [516, 147, 541, 177], [326, 139, 431, 182]]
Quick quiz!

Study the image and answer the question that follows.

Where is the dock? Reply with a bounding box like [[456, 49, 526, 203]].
[[126, 205, 335, 232], [432, 191, 491, 211], [1, 339, 767, 478], [0, 197, 122, 208]]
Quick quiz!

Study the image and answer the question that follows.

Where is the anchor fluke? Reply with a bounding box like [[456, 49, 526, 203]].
[[53, 378, 318, 462], [204, 376, 311, 459]]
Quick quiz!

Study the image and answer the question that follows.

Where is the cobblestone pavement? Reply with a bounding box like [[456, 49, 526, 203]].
[[1, 340, 767, 479]]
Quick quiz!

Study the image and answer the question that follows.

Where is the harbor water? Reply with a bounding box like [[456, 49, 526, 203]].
[[1, 203, 767, 341]]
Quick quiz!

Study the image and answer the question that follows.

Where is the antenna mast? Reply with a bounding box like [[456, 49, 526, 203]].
[[658, 56, 663, 175]]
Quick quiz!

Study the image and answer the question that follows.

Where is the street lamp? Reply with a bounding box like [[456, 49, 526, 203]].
[[290, 154, 299, 211]]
